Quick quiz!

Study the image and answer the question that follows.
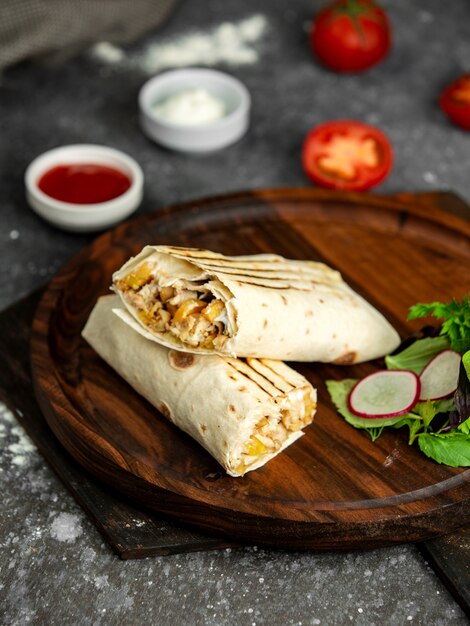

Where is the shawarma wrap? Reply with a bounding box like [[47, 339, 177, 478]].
[[82, 296, 317, 477], [112, 245, 400, 363]]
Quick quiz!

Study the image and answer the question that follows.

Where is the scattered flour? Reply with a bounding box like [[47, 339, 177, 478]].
[[92, 42, 125, 64], [94, 575, 110, 590], [419, 10, 434, 23], [50, 512, 83, 543], [423, 171, 437, 184], [132, 518, 146, 528], [0, 402, 16, 423], [0, 402, 36, 467], [91, 14, 268, 73]]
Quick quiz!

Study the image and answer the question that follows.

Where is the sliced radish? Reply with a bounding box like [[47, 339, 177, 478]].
[[419, 349, 461, 401], [347, 370, 420, 419]]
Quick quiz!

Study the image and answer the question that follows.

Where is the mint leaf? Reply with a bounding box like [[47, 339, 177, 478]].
[[385, 336, 450, 374], [326, 379, 415, 441], [418, 431, 470, 467]]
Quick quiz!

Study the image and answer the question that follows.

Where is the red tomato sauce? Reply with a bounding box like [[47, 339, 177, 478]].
[[38, 163, 132, 204]]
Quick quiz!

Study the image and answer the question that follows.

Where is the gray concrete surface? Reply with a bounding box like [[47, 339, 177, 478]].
[[1, 0, 469, 624]]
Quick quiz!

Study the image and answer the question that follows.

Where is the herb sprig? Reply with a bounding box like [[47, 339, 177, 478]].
[[408, 295, 470, 354]]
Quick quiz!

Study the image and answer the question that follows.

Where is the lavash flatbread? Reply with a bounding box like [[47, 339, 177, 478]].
[[112, 245, 400, 363], [82, 296, 317, 477]]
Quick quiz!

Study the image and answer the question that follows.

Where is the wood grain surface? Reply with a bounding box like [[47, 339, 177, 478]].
[[31, 188, 470, 550]]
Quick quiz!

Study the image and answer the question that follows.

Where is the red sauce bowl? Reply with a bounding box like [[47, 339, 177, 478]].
[[25, 145, 144, 232]]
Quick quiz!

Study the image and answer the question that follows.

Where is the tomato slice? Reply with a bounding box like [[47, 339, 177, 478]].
[[439, 74, 470, 131], [302, 120, 393, 191]]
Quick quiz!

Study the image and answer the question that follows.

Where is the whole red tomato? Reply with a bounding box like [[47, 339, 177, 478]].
[[439, 74, 470, 131], [310, 0, 391, 73]]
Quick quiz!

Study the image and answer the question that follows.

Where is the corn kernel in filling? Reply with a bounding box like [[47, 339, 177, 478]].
[[236, 389, 316, 474], [116, 265, 229, 349]]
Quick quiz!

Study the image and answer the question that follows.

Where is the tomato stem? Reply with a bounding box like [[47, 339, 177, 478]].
[[332, 0, 386, 41]]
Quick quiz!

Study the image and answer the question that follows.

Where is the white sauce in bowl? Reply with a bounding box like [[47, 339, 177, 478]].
[[153, 88, 226, 126]]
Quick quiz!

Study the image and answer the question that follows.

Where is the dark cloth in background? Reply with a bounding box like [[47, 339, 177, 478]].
[[0, 0, 179, 70]]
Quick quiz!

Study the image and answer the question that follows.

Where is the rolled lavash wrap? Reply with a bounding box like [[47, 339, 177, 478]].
[[82, 296, 317, 477], [112, 245, 400, 363]]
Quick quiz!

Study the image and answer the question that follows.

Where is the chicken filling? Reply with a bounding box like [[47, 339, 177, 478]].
[[235, 388, 316, 475], [115, 262, 229, 349]]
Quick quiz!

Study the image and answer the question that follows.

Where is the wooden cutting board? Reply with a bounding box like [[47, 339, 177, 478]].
[[31, 188, 470, 550]]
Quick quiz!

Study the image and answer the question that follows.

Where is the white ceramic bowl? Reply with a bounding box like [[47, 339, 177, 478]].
[[139, 68, 251, 153], [25, 144, 144, 233]]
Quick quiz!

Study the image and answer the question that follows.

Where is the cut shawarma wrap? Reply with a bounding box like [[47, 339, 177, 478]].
[[82, 296, 317, 477], [112, 245, 400, 363]]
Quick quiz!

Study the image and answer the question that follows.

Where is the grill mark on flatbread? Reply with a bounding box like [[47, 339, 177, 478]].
[[172, 252, 289, 271], [259, 359, 311, 389], [214, 274, 340, 291], [164, 248, 283, 262], [225, 358, 285, 397], [224, 361, 274, 400], [221, 275, 347, 294], [181, 264, 341, 285], [168, 350, 196, 370], [122, 255, 341, 291], [158, 248, 344, 291], [246, 358, 294, 393], [170, 253, 338, 278], [171, 254, 337, 273]]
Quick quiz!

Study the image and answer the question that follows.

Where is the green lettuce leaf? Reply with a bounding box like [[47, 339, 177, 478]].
[[325, 379, 416, 441], [404, 417, 424, 444], [385, 336, 450, 374], [452, 359, 470, 427], [463, 350, 470, 380], [458, 416, 470, 435], [413, 398, 455, 425], [413, 401, 439, 428], [418, 431, 470, 467]]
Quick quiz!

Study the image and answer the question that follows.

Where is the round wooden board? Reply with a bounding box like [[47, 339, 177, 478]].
[[31, 188, 470, 550]]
